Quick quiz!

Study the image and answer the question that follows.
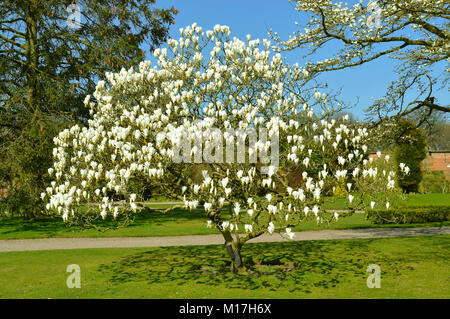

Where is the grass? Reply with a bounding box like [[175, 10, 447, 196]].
[[0, 193, 449, 240], [0, 235, 448, 298], [0, 206, 448, 240], [321, 193, 450, 210]]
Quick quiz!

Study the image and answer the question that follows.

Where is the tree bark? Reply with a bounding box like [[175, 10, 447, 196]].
[[25, 1, 39, 114], [22, 1, 41, 220], [221, 230, 244, 273]]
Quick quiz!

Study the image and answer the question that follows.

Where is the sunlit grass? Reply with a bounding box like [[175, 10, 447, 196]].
[[0, 235, 448, 298]]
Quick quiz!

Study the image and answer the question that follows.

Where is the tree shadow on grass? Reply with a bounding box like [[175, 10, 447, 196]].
[[0, 217, 67, 238], [98, 240, 386, 293], [127, 207, 211, 228], [0, 207, 209, 238]]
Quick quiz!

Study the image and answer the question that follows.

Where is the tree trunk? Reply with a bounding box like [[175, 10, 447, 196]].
[[23, 206, 36, 220], [25, 1, 39, 114], [222, 230, 244, 273]]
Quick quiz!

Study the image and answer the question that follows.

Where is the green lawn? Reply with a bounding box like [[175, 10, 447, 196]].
[[0, 207, 448, 240], [0, 193, 448, 240], [0, 235, 448, 298], [321, 193, 450, 210]]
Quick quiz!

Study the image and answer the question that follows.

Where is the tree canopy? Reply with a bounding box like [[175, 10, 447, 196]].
[[0, 0, 178, 218], [1, 0, 177, 123], [270, 0, 449, 127], [43, 24, 408, 271]]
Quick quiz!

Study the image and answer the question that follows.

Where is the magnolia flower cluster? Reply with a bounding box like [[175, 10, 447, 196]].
[[44, 24, 406, 243], [181, 116, 408, 240]]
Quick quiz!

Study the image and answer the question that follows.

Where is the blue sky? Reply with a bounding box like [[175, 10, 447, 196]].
[[152, 0, 448, 121]]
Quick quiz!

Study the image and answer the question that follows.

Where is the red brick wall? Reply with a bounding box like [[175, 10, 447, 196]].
[[423, 152, 450, 180]]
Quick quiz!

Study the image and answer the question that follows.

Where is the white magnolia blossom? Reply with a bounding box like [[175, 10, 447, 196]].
[[348, 194, 354, 204], [268, 222, 275, 234], [285, 227, 295, 239]]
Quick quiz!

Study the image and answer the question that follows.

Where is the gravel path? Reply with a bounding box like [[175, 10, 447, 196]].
[[0, 226, 449, 252]]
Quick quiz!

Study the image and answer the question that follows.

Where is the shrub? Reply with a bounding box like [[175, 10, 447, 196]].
[[393, 120, 428, 193], [0, 117, 67, 219], [366, 206, 450, 224], [333, 180, 347, 198], [419, 170, 450, 194]]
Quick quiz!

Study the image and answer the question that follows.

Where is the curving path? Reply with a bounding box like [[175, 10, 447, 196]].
[[0, 226, 449, 252]]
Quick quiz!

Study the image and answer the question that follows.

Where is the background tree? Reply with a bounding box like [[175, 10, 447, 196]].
[[270, 0, 449, 127], [423, 114, 450, 150], [0, 0, 177, 218], [393, 119, 428, 193]]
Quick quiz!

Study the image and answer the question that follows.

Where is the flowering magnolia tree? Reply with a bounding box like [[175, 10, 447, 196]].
[[270, 0, 449, 126], [44, 24, 408, 272]]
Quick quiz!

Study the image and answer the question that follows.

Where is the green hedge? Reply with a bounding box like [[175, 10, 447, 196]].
[[366, 206, 450, 224], [419, 170, 450, 194]]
